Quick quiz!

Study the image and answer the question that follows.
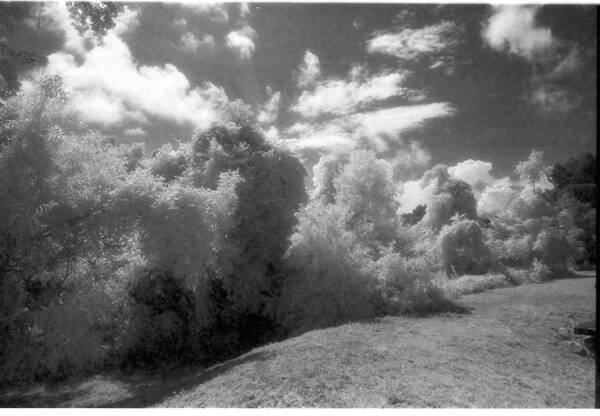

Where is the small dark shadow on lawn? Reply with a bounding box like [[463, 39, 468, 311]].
[[103, 350, 275, 408], [0, 388, 79, 408]]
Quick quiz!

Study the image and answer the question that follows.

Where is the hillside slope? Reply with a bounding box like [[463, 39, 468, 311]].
[[2, 276, 595, 408]]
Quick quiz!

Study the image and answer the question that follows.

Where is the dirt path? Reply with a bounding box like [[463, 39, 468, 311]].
[[1, 276, 595, 408]]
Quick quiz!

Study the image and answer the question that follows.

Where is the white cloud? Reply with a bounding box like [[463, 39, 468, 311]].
[[484, 6, 582, 115], [297, 50, 321, 88], [124, 127, 146, 137], [448, 159, 494, 187], [257, 88, 281, 124], [390, 141, 432, 178], [530, 84, 581, 114], [180, 3, 228, 24], [292, 70, 410, 118], [180, 32, 215, 53], [240, 3, 251, 20], [174, 17, 187, 28], [282, 122, 354, 152], [38, 5, 231, 129], [225, 26, 256, 59], [112, 6, 141, 36], [350, 103, 454, 145], [483, 5, 557, 63], [397, 179, 436, 214], [262, 126, 280, 143], [282, 102, 452, 155], [367, 21, 460, 61]]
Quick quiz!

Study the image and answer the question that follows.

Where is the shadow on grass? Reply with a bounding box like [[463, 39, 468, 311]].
[[105, 350, 275, 408], [0, 350, 275, 408]]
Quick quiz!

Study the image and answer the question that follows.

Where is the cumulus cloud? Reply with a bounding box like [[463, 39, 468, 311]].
[[124, 127, 147, 137], [530, 84, 581, 114], [390, 141, 432, 178], [483, 5, 557, 62], [448, 159, 494, 187], [180, 3, 228, 24], [367, 21, 461, 65], [296, 50, 321, 88], [397, 179, 436, 214], [292, 70, 411, 118], [36, 4, 230, 129], [257, 87, 281, 124], [225, 26, 256, 59], [180, 32, 215, 53], [240, 3, 251, 20], [484, 5, 583, 115]]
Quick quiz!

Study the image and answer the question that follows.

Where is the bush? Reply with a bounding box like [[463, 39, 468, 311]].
[[124, 267, 198, 368], [529, 258, 551, 282], [375, 248, 450, 314], [438, 217, 493, 277], [441, 274, 510, 298], [277, 203, 378, 334], [532, 227, 576, 278]]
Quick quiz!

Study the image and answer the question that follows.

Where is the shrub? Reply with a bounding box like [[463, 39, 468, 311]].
[[375, 248, 449, 314], [532, 227, 576, 278], [277, 203, 378, 334], [529, 258, 551, 282], [438, 217, 493, 277], [124, 267, 198, 368], [31, 287, 109, 381], [441, 274, 510, 298]]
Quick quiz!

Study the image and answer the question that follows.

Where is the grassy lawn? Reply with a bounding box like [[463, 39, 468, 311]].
[[1, 275, 595, 408]]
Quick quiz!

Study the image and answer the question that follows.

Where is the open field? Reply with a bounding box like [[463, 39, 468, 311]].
[[1, 275, 595, 408]]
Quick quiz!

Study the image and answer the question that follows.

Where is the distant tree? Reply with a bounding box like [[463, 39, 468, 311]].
[[438, 216, 493, 277], [549, 152, 596, 207], [0, 3, 47, 97], [311, 153, 348, 204], [333, 150, 398, 248], [148, 143, 188, 182], [420, 164, 477, 230], [515, 150, 546, 189], [477, 183, 519, 218]]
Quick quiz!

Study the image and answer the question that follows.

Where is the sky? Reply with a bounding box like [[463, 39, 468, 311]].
[[7, 2, 597, 203]]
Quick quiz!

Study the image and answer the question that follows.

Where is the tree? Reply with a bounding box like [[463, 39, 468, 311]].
[[277, 202, 377, 333], [186, 125, 307, 315], [420, 164, 477, 230], [549, 152, 596, 207], [515, 150, 546, 190], [438, 216, 493, 277], [66, 2, 125, 44], [311, 153, 348, 204], [333, 150, 398, 248]]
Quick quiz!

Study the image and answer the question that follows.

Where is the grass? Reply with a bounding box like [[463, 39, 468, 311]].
[[0, 274, 595, 408], [439, 273, 511, 298]]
